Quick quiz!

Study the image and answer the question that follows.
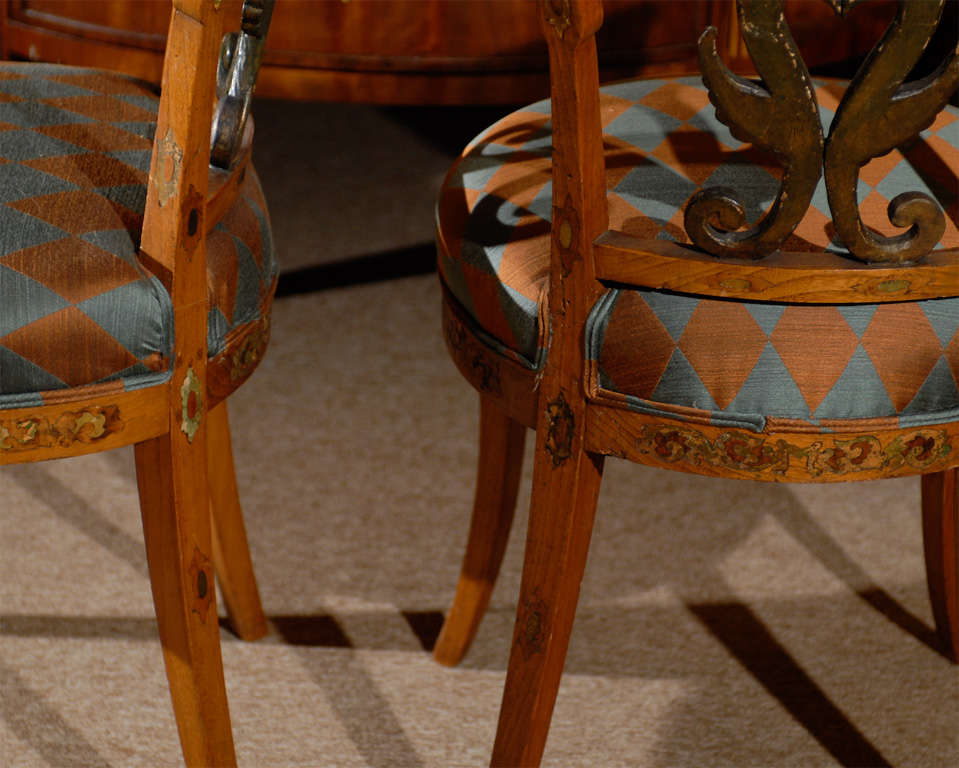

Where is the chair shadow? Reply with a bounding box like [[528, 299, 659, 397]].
[[0, 659, 112, 768], [0, 582, 945, 768], [4, 446, 948, 767]]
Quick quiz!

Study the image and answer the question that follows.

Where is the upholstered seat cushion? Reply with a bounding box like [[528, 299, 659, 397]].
[[0, 64, 277, 409], [437, 77, 959, 431]]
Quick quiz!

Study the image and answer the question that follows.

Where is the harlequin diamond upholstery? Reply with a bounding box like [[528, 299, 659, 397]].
[[0, 63, 277, 410], [436, 77, 959, 432]]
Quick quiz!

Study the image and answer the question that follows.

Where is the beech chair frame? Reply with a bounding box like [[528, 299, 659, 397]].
[[0, 2, 273, 765], [433, 1, 959, 765]]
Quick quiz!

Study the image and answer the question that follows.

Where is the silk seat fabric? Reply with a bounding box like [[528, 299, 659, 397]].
[[436, 77, 959, 431], [0, 64, 277, 409]]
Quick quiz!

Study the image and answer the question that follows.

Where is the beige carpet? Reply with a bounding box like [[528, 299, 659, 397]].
[[2, 100, 958, 767]]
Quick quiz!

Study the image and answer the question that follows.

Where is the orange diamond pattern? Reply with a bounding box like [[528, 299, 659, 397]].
[[678, 302, 768, 410], [8, 189, 142, 236], [41, 94, 156, 123], [0, 237, 142, 304], [770, 306, 860, 414], [34, 122, 153, 153], [1, 307, 138, 388], [638, 80, 711, 122], [600, 292, 675, 397], [860, 304, 944, 412], [24, 152, 146, 188]]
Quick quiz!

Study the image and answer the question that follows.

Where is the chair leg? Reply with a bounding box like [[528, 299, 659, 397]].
[[135, 432, 237, 768], [207, 401, 268, 641], [921, 468, 959, 663], [434, 394, 527, 666], [491, 435, 604, 767]]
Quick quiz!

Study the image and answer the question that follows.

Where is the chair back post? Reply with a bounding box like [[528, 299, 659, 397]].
[[140, 0, 223, 441], [141, 0, 222, 297], [537, 0, 607, 402]]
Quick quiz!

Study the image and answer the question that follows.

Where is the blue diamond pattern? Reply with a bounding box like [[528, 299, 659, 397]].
[[640, 289, 701, 342], [920, 297, 959, 347], [746, 304, 786, 337], [0, 128, 83, 159], [96, 184, 147, 216], [814, 346, 896, 420], [498, 282, 539, 360], [874, 155, 941, 207], [80, 229, 140, 268], [615, 157, 697, 222], [900, 358, 959, 418], [0, 63, 275, 406], [0, 76, 96, 100], [107, 148, 153, 174], [0, 163, 77, 203], [728, 343, 812, 420], [527, 179, 554, 222], [111, 122, 156, 140], [207, 307, 230, 356], [652, 348, 719, 412], [449, 143, 518, 191], [115, 92, 161, 112], [77, 279, 169, 360], [837, 305, 878, 338], [604, 105, 681, 153], [0, 264, 71, 336], [231, 237, 263, 326], [0, 206, 70, 262], [0, 345, 65, 394], [0, 101, 95, 128]]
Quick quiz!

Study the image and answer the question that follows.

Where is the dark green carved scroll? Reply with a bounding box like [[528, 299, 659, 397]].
[[685, 0, 958, 264], [824, 0, 959, 264], [684, 0, 823, 260]]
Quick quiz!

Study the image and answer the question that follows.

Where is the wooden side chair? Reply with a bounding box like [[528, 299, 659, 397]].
[[433, 0, 959, 764], [0, 0, 277, 764]]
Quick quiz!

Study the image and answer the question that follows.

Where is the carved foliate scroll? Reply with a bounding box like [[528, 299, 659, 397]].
[[685, 0, 823, 260], [824, 0, 959, 263], [685, 0, 958, 264]]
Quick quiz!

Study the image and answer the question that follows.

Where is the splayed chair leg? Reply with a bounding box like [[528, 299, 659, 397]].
[[207, 401, 268, 641], [435, 394, 527, 665], [921, 468, 958, 663], [491, 434, 604, 767], [135, 432, 237, 767]]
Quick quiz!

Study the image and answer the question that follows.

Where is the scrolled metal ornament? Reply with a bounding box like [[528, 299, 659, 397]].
[[210, 0, 275, 169], [684, 0, 824, 260], [823, 0, 959, 264]]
